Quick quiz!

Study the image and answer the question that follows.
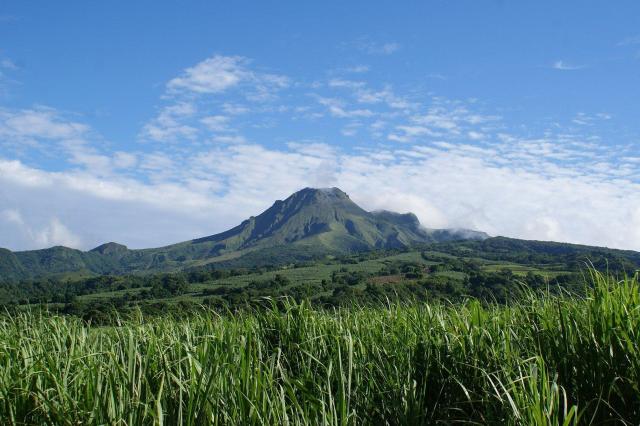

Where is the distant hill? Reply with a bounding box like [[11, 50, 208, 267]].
[[429, 236, 640, 272], [0, 187, 488, 280]]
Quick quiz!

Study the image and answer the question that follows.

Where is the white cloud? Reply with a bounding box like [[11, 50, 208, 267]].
[[552, 60, 585, 71], [0, 107, 119, 174], [426, 73, 447, 80], [0, 107, 88, 143], [139, 152, 175, 172], [37, 218, 83, 248], [142, 55, 288, 143], [341, 125, 359, 137], [1, 58, 17, 70], [2, 54, 638, 255], [398, 125, 437, 137], [2, 130, 639, 252], [286, 142, 336, 159], [348, 39, 401, 55], [378, 43, 400, 54], [200, 115, 230, 132], [166, 54, 288, 98], [328, 79, 415, 111], [388, 125, 439, 142], [393, 105, 501, 140], [328, 79, 366, 89], [572, 112, 612, 126], [167, 55, 248, 94], [468, 131, 484, 140], [1, 209, 82, 249], [317, 97, 374, 118], [245, 73, 290, 102], [359, 41, 400, 55], [387, 133, 410, 143], [345, 65, 369, 73], [414, 112, 460, 133], [140, 102, 198, 142], [112, 151, 137, 169], [222, 103, 250, 115], [211, 134, 246, 144]]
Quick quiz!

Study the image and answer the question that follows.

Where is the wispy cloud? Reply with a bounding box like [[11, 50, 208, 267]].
[[200, 115, 230, 132], [2, 54, 638, 252], [1, 58, 17, 70], [0, 107, 87, 140], [387, 104, 501, 142], [0, 107, 90, 155], [317, 97, 374, 118], [571, 112, 612, 126], [140, 102, 198, 143], [345, 65, 369, 73], [351, 39, 401, 55], [1, 96, 635, 253], [370, 42, 400, 55], [327, 79, 416, 112], [167, 56, 248, 94], [165, 55, 288, 99], [426, 73, 447, 80], [1, 209, 82, 248], [552, 60, 586, 71], [0, 106, 141, 176], [617, 35, 640, 46], [2, 129, 639, 250], [0, 58, 20, 98], [467, 131, 484, 140], [142, 55, 289, 144], [167, 55, 289, 101]]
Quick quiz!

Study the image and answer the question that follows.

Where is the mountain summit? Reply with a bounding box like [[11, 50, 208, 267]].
[[0, 187, 487, 280], [187, 187, 486, 256]]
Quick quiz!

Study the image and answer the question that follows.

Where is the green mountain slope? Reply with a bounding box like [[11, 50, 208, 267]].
[[0, 187, 487, 280], [430, 236, 640, 272]]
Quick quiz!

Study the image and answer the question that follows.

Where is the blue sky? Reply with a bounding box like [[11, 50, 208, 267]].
[[1, 1, 639, 251]]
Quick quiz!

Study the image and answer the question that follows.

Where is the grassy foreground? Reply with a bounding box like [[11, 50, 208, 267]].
[[0, 272, 638, 425]]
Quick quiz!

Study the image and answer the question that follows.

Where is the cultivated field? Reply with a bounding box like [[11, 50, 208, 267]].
[[1, 271, 638, 424]]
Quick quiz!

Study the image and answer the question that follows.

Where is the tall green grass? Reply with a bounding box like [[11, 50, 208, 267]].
[[0, 270, 638, 424]]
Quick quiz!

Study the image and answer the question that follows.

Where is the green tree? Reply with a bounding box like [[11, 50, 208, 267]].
[[152, 274, 189, 298]]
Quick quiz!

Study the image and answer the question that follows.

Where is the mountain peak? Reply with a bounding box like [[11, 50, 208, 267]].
[[272, 187, 355, 211], [294, 187, 349, 200], [90, 242, 129, 255]]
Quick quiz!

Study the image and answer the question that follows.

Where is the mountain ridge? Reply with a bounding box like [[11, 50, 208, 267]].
[[1, 187, 487, 280]]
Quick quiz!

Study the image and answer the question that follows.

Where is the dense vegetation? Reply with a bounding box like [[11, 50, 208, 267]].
[[0, 271, 638, 424], [2, 227, 638, 422], [430, 237, 640, 273], [5, 236, 640, 323]]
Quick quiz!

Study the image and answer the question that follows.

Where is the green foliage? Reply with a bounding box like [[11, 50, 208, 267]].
[[331, 268, 367, 285], [151, 274, 189, 298], [431, 237, 640, 274], [0, 271, 638, 424], [2, 235, 637, 319]]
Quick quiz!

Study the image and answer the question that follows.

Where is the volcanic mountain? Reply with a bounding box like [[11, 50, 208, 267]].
[[0, 187, 487, 280]]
